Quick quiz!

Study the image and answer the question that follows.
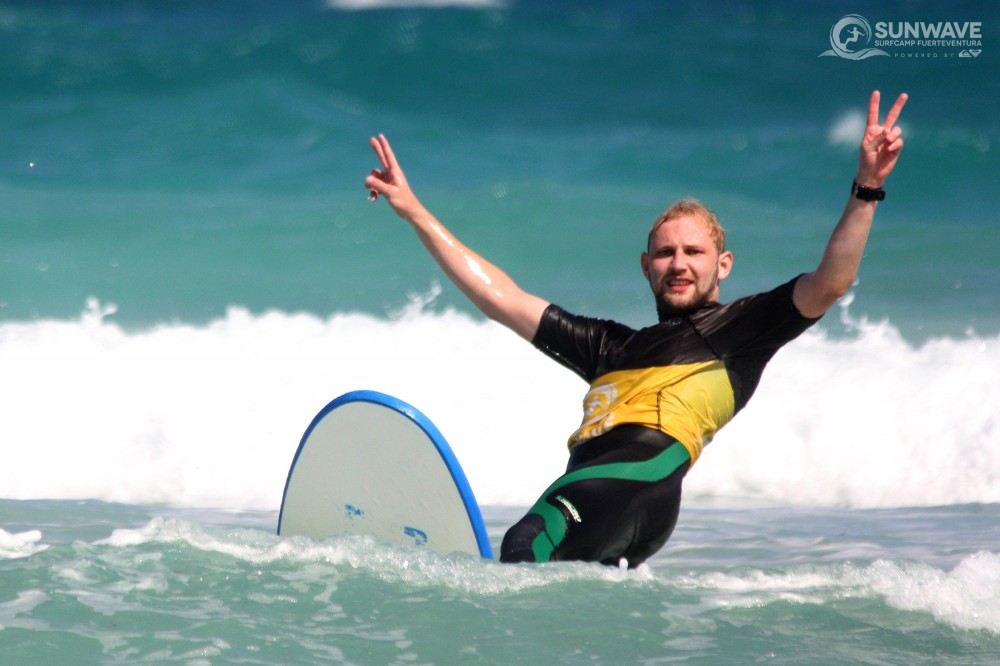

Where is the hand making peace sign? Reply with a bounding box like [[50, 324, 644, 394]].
[[858, 90, 908, 189], [364, 134, 423, 220]]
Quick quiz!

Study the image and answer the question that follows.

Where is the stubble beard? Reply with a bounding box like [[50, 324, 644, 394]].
[[653, 273, 719, 321]]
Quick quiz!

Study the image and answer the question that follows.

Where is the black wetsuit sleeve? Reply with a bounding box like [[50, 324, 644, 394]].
[[531, 305, 635, 383]]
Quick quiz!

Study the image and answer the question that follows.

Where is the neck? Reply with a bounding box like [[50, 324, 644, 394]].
[[655, 298, 718, 322]]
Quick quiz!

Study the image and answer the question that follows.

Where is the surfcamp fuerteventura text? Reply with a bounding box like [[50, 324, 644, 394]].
[[820, 15, 984, 60]]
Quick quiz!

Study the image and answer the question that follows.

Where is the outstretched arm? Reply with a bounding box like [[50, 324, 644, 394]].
[[793, 91, 908, 318], [364, 134, 550, 341]]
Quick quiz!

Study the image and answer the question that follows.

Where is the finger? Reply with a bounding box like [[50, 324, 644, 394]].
[[364, 171, 385, 199], [870, 129, 904, 158], [867, 90, 881, 128], [370, 136, 390, 170], [883, 92, 908, 128], [378, 134, 401, 172], [864, 133, 887, 153], [874, 127, 902, 151]]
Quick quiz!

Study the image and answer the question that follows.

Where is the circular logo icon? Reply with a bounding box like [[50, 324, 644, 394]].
[[819, 14, 889, 60], [830, 14, 873, 57]]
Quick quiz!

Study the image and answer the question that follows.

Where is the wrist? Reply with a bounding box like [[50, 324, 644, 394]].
[[853, 172, 884, 189]]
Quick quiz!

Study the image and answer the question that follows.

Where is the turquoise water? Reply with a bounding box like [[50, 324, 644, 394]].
[[4, 501, 1000, 665], [2, 1, 999, 663], [3, 0, 997, 335]]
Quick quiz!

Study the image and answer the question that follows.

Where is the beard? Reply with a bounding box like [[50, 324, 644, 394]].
[[652, 273, 720, 321]]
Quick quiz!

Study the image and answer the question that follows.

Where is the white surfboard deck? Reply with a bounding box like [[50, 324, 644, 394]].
[[277, 390, 493, 559]]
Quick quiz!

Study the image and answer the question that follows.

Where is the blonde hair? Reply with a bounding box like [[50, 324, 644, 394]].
[[647, 199, 726, 253]]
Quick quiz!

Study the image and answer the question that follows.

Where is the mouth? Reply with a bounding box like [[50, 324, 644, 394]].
[[667, 279, 693, 294]]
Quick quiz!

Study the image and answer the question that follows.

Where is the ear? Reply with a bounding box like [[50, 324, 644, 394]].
[[640, 251, 650, 280], [717, 250, 734, 281]]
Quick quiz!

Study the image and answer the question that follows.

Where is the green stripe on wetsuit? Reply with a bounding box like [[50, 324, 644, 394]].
[[529, 442, 691, 562]]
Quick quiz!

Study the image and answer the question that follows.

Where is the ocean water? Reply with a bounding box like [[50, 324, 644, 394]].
[[2, 0, 998, 663]]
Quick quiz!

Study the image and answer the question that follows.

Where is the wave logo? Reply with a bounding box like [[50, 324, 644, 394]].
[[576, 382, 618, 442], [819, 14, 889, 59]]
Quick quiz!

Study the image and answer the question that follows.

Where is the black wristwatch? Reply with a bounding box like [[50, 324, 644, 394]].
[[852, 180, 885, 202]]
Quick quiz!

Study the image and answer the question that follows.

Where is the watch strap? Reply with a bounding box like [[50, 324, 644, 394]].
[[852, 180, 885, 202]]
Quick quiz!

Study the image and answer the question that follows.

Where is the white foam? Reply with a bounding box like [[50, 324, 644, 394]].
[[688, 313, 1000, 508], [685, 552, 1000, 634], [1, 297, 997, 510], [856, 552, 1000, 633], [95, 515, 650, 595], [0, 529, 49, 559]]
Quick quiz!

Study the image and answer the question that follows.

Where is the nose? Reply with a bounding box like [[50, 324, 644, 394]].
[[668, 251, 688, 273]]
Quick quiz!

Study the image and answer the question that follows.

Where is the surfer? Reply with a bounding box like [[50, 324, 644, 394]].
[[364, 90, 907, 567]]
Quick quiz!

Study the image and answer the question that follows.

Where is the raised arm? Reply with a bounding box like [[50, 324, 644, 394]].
[[793, 91, 908, 318], [364, 134, 550, 341]]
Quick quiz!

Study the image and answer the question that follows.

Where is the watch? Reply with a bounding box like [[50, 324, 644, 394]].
[[852, 180, 885, 202]]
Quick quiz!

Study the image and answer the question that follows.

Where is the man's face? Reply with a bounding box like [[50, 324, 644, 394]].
[[641, 215, 733, 318]]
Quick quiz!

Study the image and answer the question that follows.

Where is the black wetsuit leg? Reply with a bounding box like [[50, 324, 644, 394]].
[[500, 425, 690, 568]]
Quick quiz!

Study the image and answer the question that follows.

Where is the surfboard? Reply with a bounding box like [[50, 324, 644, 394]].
[[277, 390, 493, 559]]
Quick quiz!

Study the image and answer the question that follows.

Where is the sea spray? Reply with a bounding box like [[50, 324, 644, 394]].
[[3, 299, 996, 510]]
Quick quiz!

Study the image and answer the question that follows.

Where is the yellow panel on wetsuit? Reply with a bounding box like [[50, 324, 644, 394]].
[[569, 360, 734, 463]]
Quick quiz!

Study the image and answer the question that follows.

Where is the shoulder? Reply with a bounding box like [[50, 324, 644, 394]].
[[535, 304, 635, 343], [703, 277, 818, 324], [532, 304, 636, 381], [691, 277, 821, 351]]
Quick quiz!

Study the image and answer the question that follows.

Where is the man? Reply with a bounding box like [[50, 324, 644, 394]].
[[364, 90, 907, 567]]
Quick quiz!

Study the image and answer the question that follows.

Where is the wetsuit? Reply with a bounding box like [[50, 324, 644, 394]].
[[500, 277, 820, 567]]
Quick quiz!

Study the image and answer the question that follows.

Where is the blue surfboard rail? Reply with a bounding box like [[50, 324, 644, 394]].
[[278, 390, 494, 559]]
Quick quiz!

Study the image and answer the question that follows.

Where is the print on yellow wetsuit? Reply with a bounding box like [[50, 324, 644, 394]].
[[534, 277, 820, 467]]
